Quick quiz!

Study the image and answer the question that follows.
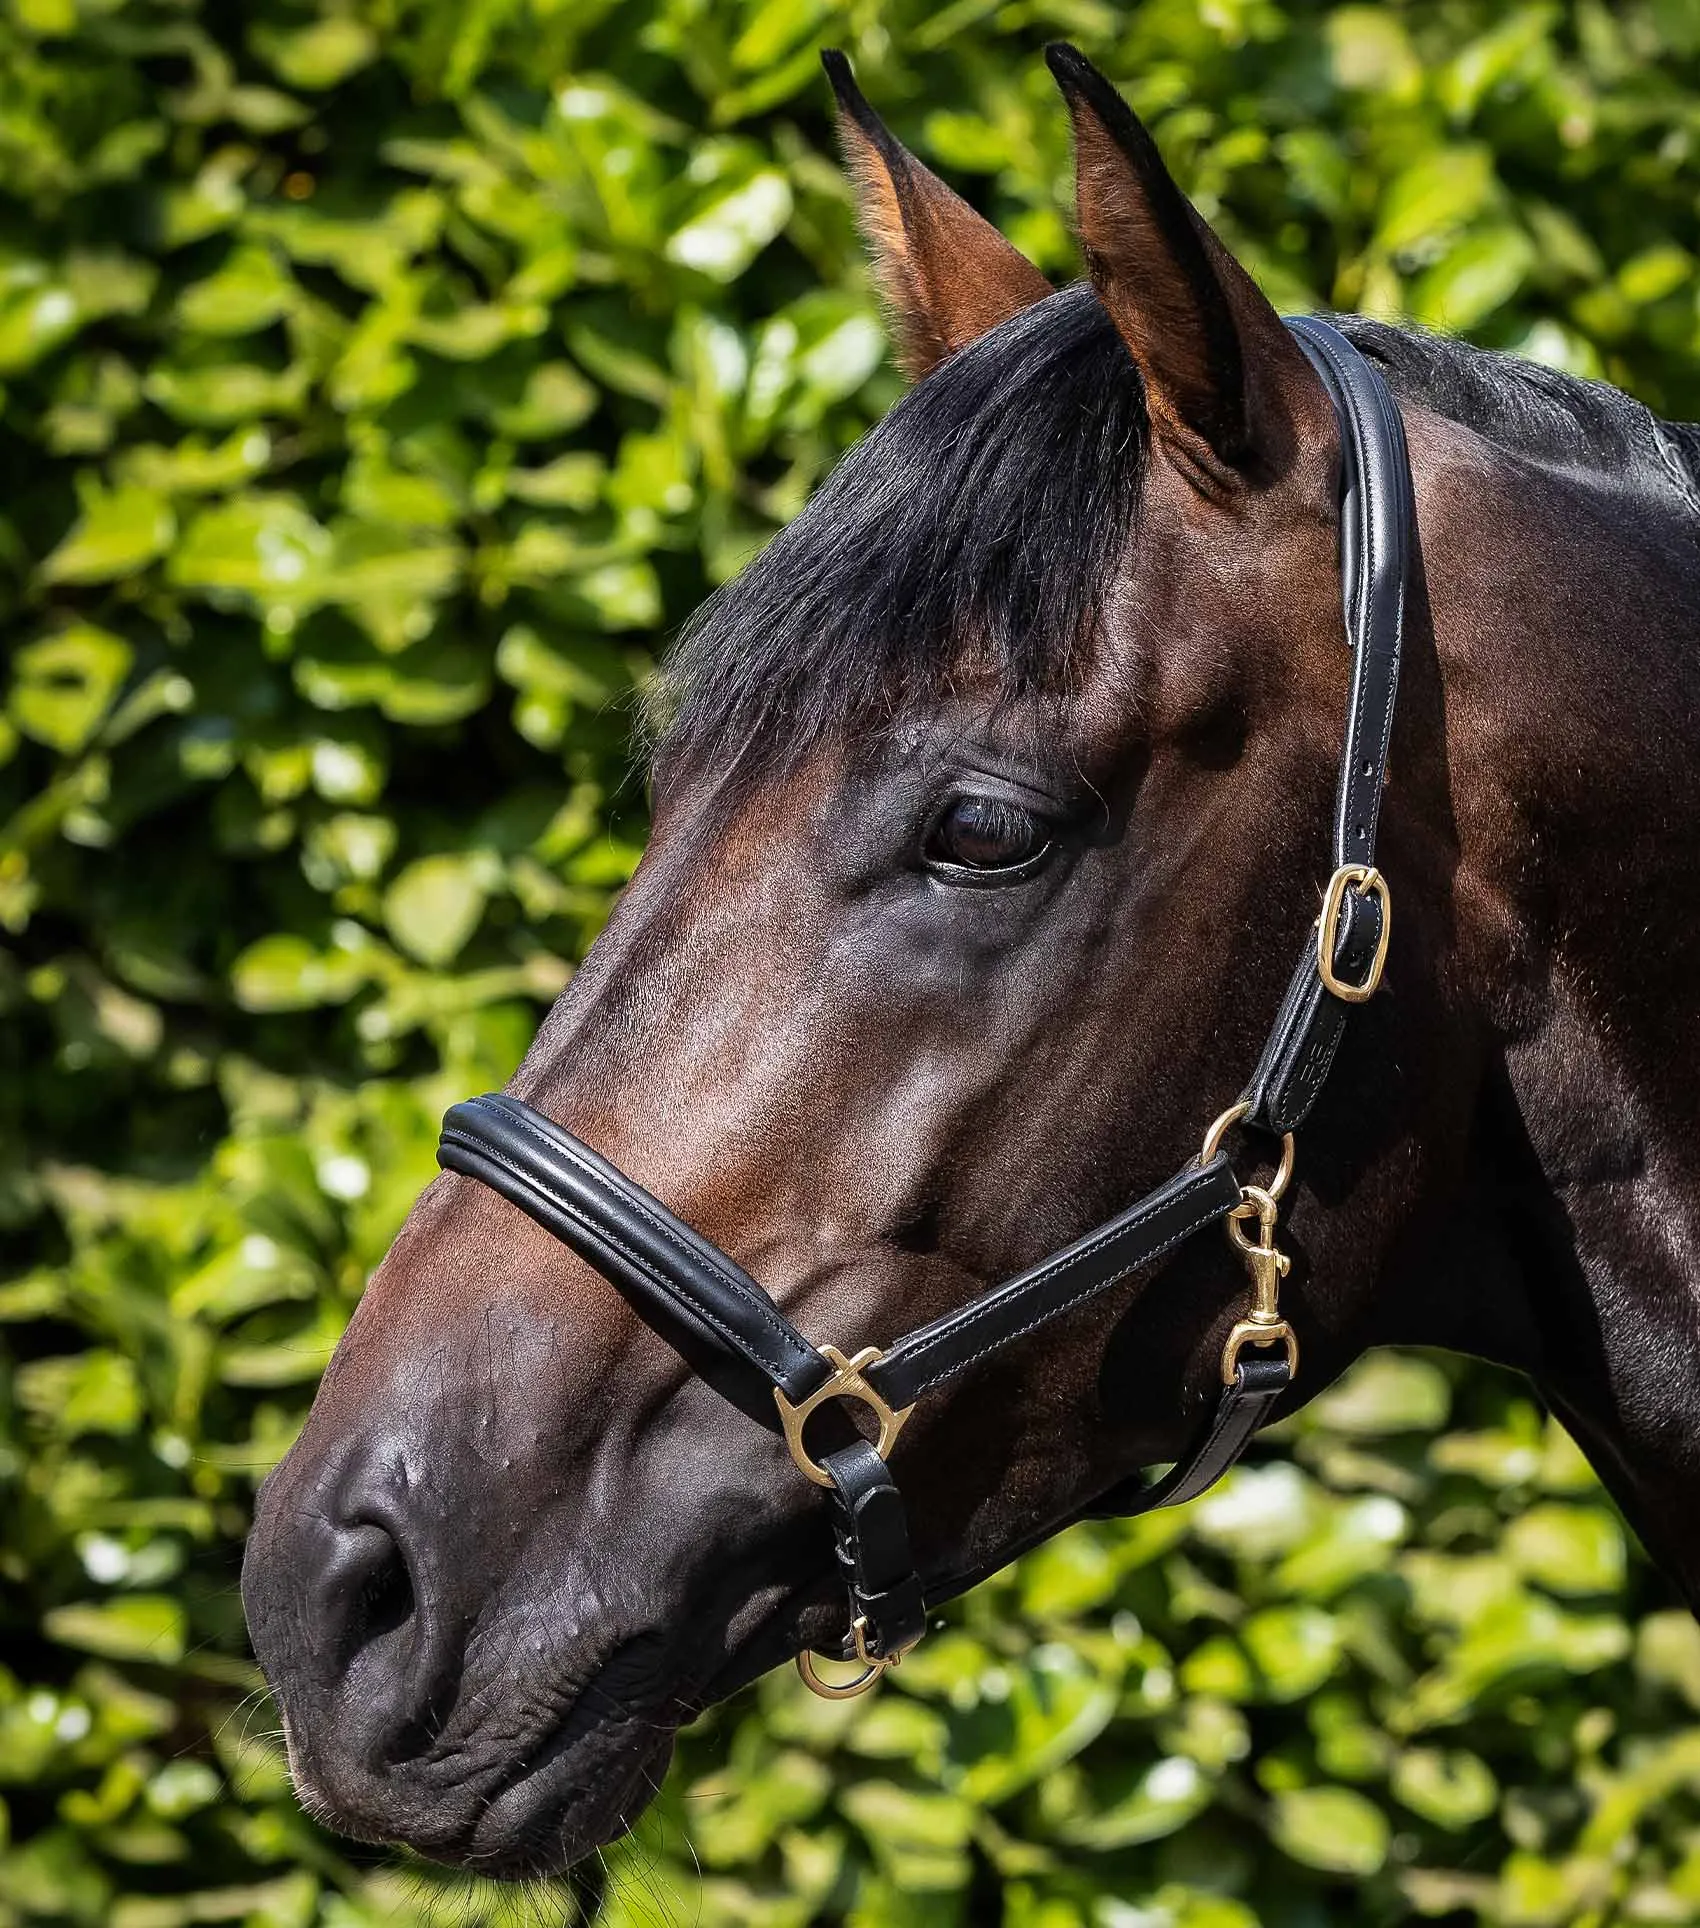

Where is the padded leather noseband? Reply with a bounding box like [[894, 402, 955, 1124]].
[[436, 318, 1414, 1692]]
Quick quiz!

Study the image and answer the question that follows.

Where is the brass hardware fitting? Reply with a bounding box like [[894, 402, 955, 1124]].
[[1199, 1099, 1295, 1204], [1221, 1183, 1299, 1384], [774, 1344, 915, 1489], [1318, 864, 1392, 1002], [796, 1615, 919, 1700]]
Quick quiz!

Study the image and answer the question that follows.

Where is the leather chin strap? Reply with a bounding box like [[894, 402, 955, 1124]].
[[434, 317, 1413, 1696]]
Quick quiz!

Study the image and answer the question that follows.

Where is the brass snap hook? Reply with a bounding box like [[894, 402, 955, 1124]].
[[1221, 1181, 1299, 1385]]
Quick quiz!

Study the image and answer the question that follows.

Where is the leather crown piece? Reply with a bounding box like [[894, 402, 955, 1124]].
[[436, 317, 1414, 1689]]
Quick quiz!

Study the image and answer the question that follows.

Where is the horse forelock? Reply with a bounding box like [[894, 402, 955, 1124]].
[[648, 281, 1149, 786]]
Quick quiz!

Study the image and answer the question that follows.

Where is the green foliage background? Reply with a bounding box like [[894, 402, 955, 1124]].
[[5, 1, 1700, 1923]]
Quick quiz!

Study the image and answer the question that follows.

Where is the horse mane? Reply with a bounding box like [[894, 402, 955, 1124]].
[[651, 290, 1700, 783], [1334, 314, 1700, 515]]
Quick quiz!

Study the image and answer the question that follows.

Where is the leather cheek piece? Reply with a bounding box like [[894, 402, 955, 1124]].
[[1237, 317, 1409, 1139], [1242, 885, 1385, 1136], [1293, 317, 1411, 873]]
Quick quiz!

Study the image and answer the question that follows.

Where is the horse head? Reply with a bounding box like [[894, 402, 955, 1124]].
[[242, 46, 1598, 1879]]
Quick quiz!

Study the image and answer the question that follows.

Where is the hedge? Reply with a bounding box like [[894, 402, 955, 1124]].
[[4, 2, 1700, 1924]]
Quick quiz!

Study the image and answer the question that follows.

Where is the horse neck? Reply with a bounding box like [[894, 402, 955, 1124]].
[[1401, 398, 1700, 1598]]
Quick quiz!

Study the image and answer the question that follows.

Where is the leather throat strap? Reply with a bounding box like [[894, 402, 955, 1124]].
[[432, 317, 1413, 1677]]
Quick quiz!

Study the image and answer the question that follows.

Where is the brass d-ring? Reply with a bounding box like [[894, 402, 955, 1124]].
[[796, 1648, 884, 1699], [796, 1616, 910, 1700], [1199, 1101, 1295, 1204]]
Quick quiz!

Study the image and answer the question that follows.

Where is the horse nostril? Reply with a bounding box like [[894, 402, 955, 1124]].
[[328, 1522, 416, 1669], [357, 1535, 415, 1648], [246, 1456, 479, 1801]]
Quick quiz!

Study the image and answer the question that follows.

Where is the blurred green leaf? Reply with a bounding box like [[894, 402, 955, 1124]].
[[16, 1351, 142, 1437], [956, 1643, 1122, 1805], [381, 852, 490, 966], [176, 246, 295, 336], [1270, 1785, 1390, 1876], [251, 18, 378, 90], [40, 486, 175, 584], [229, 931, 379, 1011], [669, 168, 794, 281], [1374, 146, 1496, 256], [1636, 1609, 1700, 1711], [1306, 1353, 1451, 1436], [43, 1598, 187, 1666], [168, 493, 332, 619], [1411, 227, 1537, 330], [8, 624, 133, 751], [1392, 1747, 1499, 1830], [1505, 1502, 1627, 1597], [1241, 1604, 1343, 1702]]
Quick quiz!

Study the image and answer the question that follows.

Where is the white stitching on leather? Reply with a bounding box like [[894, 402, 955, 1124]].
[[892, 1170, 1238, 1398], [450, 1109, 811, 1388], [486, 1102, 809, 1352]]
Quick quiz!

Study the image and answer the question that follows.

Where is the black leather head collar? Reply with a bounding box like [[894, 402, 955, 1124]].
[[435, 317, 1413, 1697]]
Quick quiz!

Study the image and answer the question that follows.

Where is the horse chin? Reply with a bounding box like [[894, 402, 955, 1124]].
[[436, 1586, 839, 1877], [276, 1658, 682, 1879], [451, 1721, 679, 1880], [263, 1573, 834, 1879]]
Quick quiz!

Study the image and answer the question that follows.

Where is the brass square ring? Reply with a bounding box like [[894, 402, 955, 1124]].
[[774, 1344, 915, 1487]]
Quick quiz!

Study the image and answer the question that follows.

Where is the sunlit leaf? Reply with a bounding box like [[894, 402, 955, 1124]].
[[251, 17, 379, 90], [1305, 1352, 1450, 1436], [39, 486, 175, 585], [1270, 1785, 1390, 1875], [382, 852, 491, 966], [229, 932, 379, 1011], [1410, 226, 1536, 330], [1505, 1501, 1627, 1597], [168, 492, 332, 617], [668, 169, 793, 281], [8, 624, 133, 751], [16, 1350, 142, 1437], [1373, 147, 1496, 256], [43, 1597, 187, 1666], [176, 245, 295, 336], [1392, 1747, 1499, 1829]]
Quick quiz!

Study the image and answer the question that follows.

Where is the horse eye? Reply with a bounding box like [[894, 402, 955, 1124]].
[[926, 795, 1050, 874]]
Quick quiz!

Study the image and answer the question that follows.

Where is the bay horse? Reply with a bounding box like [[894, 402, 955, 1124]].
[[243, 45, 1700, 1878]]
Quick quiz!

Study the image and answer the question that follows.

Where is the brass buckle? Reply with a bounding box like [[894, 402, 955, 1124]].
[[1221, 1184, 1299, 1385], [1318, 864, 1391, 1003], [774, 1345, 915, 1489], [1199, 1100, 1294, 1204], [796, 1615, 918, 1700]]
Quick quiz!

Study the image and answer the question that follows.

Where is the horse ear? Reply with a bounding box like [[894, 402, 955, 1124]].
[[823, 50, 1052, 380], [1045, 42, 1316, 485]]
